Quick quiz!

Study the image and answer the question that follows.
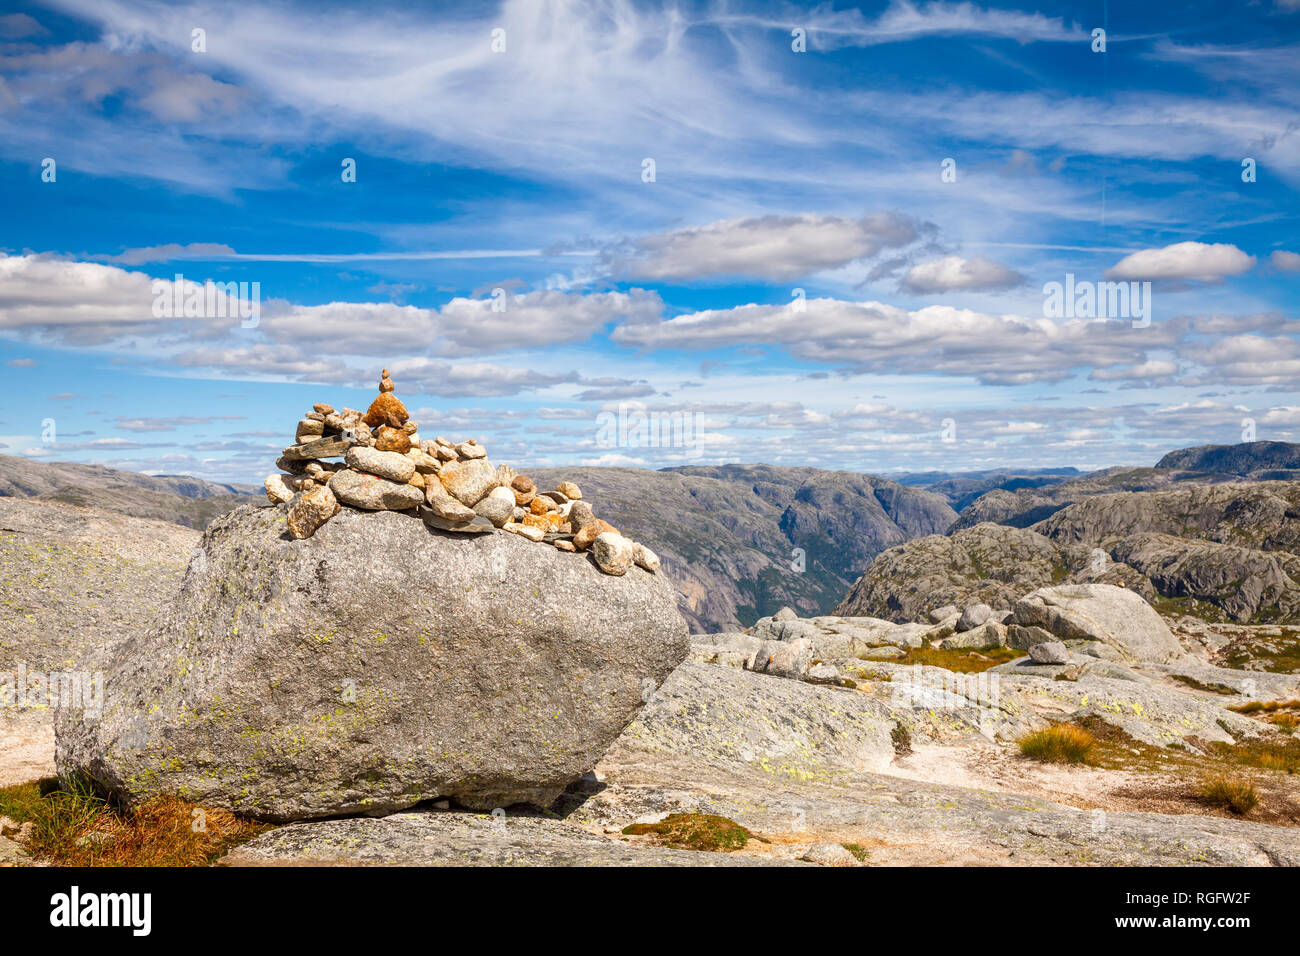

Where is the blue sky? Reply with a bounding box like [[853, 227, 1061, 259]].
[[0, 0, 1297, 484]]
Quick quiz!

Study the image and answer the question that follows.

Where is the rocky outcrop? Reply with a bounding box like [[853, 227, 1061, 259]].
[[1111, 534, 1300, 623], [841, 482, 1300, 625], [833, 523, 1087, 622], [222, 660, 1300, 866], [1011, 584, 1183, 663], [1155, 441, 1300, 477], [55, 504, 689, 821]]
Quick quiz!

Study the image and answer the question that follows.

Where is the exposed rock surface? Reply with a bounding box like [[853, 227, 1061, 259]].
[[1155, 441, 1300, 477], [839, 481, 1300, 625], [0, 453, 257, 530], [1012, 584, 1184, 663], [220, 809, 790, 867], [55, 505, 689, 821], [221, 660, 1300, 867], [835, 523, 1084, 622]]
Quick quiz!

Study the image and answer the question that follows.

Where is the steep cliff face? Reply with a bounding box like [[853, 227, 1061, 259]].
[[838, 480, 1300, 625], [533, 464, 956, 632]]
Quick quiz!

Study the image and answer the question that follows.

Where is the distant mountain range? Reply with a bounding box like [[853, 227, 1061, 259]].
[[839, 442, 1300, 626], [531, 464, 953, 632], [0, 454, 258, 530], [3, 441, 1298, 632]]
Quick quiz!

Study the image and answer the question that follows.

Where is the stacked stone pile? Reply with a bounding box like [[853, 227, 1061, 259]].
[[264, 369, 660, 576]]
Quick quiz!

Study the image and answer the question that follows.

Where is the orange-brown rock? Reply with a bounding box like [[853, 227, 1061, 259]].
[[512, 479, 536, 507], [522, 513, 551, 532], [363, 391, 408, 429], [529, 496, 553, 516], [573, 523, 601, 551], [379, 368, 395, 393], [374, 425, 412, 454]]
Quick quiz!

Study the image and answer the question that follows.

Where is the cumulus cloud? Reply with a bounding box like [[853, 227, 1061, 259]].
[[0, 254, 246, 342], [1178, 334, 1300, 387], [389, 358, 579, 398], [606, 212, 923, 281], [1105, 241, 1256, 282], [611, 297, 1165, 385], [900, 255, 1025, 293], [1271, 250, 1300, 271], [262, 289, 661, 357]]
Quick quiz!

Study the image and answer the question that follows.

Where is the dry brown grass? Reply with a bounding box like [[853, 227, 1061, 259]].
[[1197, 775, 1259, 815], [1229, 697, 1300, 715], [0, 777, 267, 866], [1017, 724, 1098, 764]]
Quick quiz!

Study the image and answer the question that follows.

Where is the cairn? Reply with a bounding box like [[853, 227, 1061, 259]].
[[264, 369, 660, 576]]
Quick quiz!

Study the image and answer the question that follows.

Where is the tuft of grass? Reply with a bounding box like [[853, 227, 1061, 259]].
[[1017, 724, 1098, 765], [841, 843, 870, 862], [1229, 698, 1300, 715], [1267, 713, 1299, 733], [1211, 734, 1300, 775], [0, 777, 268, 867], [891, 645, 1021, 674], [1198, 775, 1259, 815], [622, 813, 758, 852]]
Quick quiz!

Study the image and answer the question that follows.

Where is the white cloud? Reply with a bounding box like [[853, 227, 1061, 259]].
[[260, 288, 661, 357], [0, 254, 246, 342], [607, 212, 922, 281], [1088, 359, 1178, 382], [611, 296, 1165, 385], [900, 255, 1024, 293], [1271, 250, 1300, 271], [105, 243, 238, 265], [1105, 241, 1256, 282]]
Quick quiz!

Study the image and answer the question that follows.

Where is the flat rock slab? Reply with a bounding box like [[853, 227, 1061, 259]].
[[0, 497, 196, 671], [615, 662, 898, 783], [219, 810, 795, 867], [575, 662, 1300, 867]]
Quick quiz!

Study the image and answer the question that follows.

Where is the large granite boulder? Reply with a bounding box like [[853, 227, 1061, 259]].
[[1012, 583, 1183, 663], [55, 504, 689, 821]]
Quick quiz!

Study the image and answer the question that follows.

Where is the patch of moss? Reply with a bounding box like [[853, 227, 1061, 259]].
[[621, 813, 758, 852], [841, 843, 870, 862], [892, 645, 1020, 674]]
